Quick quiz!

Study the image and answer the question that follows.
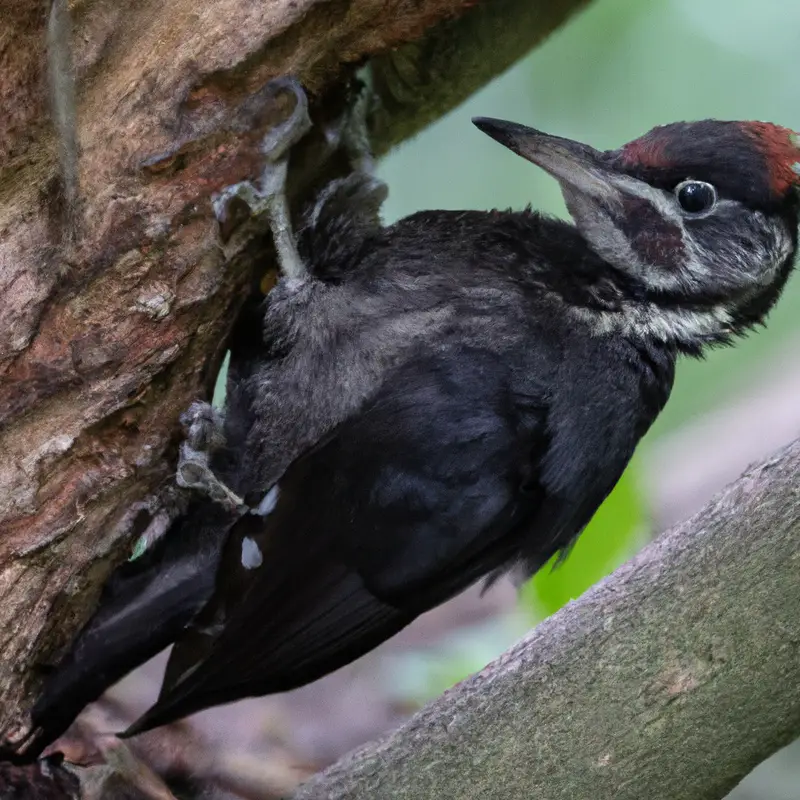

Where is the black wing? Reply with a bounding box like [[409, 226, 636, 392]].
[[125, 345, 636, 735]]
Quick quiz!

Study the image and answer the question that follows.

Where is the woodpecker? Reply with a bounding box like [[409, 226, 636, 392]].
[[18, 104, 800, 756]]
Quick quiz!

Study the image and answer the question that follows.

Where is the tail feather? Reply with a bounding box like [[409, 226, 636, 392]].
[[121, 561, 413, 738], [25, 503, 230, 757]]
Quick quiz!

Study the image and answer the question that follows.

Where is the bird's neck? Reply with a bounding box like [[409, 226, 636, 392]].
[[507, 211, 740, 356], [565, 298, 733, 356]]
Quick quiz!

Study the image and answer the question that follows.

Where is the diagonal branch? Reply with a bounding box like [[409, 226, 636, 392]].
[[293, 438, 800, 800], [369, 0, 592, 154]]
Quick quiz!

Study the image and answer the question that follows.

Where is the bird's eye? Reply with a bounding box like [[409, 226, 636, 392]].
[[674, 180, 717, 215]]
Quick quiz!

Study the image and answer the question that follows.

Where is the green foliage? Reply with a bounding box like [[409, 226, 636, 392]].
[[389, 619, 526, 706], [519, 465, 646, 620], [212, 352, 230, 408]]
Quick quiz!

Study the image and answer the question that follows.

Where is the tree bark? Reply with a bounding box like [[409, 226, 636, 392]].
[[0, 0, 590, 751], [293, 439, 800, 800]]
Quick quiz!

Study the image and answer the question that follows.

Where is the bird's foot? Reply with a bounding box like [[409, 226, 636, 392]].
[[181, 400, 226, 454], [174, 402, 246, 514], [323, 75, 377, 175], [176, 443, 245, 513], [212, 76, 311, 281], [341, 77, 377, 174], [297, 77, 386, 240]]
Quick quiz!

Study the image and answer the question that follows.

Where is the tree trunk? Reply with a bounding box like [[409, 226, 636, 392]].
[[0, 0, 589, 758]]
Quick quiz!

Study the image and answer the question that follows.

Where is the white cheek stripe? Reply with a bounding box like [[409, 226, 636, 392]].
[[571, 302, 734, 343]]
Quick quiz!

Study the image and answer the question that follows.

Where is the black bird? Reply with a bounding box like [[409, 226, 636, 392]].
[[21, 113, 800, 753]]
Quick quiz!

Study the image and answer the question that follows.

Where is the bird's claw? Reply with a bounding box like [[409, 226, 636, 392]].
[[175, 402, 246, 514], [176, 444, 246, 513], [259, 76, 312, 164], [338, 79, 376, 174], [316, 75, 376, 177], [180, 401, 226, 453], [212, 77, 311, 280]]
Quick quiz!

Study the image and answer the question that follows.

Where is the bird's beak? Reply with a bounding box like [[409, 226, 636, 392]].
[[472, 117, 620, 208]]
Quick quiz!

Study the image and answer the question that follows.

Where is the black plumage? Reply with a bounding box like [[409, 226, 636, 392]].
[[129, 335, 668, 733], [20, 114, 800, 754]]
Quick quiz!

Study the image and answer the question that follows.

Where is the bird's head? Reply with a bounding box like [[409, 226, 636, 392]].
[[474, 117, 800, 347]]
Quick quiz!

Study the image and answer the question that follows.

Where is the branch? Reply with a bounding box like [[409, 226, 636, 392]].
[[293, 439, 800, 800], [369, 0, 592, 154]]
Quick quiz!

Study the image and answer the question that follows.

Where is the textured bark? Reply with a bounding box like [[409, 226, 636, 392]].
[[294, 439, 800, 800], [0, 0, 590, 753]]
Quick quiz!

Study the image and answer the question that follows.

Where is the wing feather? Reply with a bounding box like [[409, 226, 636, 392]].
[[126, 349, 557, 735]]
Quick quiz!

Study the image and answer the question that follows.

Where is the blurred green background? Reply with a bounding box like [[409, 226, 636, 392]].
[[373, 2, 800, 792]]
